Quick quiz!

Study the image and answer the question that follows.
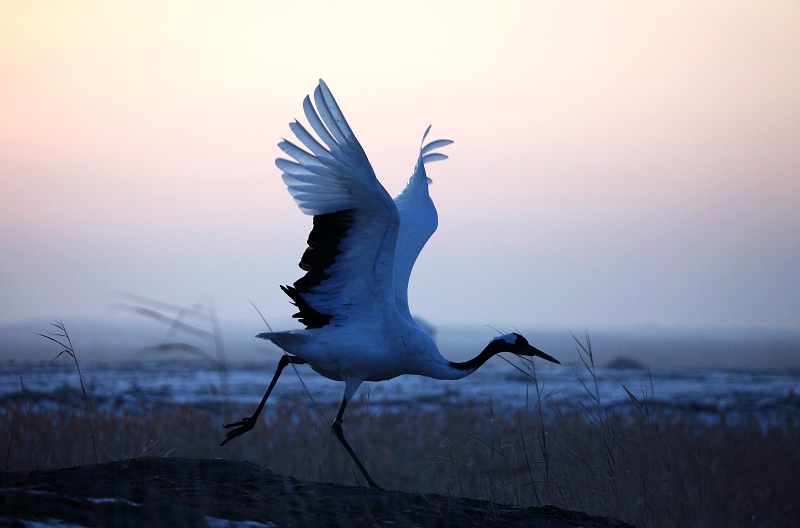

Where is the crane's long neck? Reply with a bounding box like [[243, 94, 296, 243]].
[[426, 332, 556, 381], [442, 340, 506, 379]]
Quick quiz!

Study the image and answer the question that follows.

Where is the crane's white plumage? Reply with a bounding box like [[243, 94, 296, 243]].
[[222, 80, 559, 489], [264, 81, 457, 386], [275, 83, 398, 329], [393, 126, 452, 322]]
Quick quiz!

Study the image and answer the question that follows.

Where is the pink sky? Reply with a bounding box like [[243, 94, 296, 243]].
[[1, 2, 799, 328]]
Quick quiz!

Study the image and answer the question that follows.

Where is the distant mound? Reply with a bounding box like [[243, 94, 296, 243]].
[[0, 457, 633, 527], [606, 356, 646, 370]]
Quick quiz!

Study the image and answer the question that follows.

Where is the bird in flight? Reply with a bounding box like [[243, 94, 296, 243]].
[[221, 80, 560, 488]]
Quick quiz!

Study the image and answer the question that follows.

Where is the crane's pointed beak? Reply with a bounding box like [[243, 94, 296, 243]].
[[525, 345, 561, 365]]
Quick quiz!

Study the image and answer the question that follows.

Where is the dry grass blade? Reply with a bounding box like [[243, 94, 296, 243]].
[[118, 294, 231, 411], [37, 320, 98, 464], [622, 385, 648, 419], [125, 306, 216, 341]]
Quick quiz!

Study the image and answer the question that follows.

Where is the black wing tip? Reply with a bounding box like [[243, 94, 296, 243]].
[[293, 209, 355, 292], [280, 210, 354, 331], [280, 284, 333, 329]]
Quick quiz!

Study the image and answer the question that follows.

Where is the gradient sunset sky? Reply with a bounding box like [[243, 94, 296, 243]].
[[1, 1, 799, 329]]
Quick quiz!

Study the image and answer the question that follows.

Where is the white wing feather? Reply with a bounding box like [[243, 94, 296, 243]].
[[393, 129, 453, 322], [276, 80, 400, 325]]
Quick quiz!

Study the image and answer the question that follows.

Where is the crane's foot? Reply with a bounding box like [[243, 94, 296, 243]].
[[220, 416, 257, 446], [332, 419, 382, 490]]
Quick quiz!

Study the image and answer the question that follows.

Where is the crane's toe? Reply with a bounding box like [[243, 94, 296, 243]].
[[219, 417, 256, 446], [222, 416, 253, 429]]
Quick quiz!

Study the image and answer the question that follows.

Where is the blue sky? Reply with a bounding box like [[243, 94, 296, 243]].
[[1, 1, 799, 329]]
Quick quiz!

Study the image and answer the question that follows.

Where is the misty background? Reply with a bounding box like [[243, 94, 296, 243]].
[[1, 2, 799, 370]]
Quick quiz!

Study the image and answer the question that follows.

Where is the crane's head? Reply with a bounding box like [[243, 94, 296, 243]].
[[490, 333, 561, 364], [449, 332, 560, 374]]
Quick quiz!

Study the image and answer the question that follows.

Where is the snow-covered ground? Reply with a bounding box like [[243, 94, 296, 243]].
[[2, 359, 798, 425]]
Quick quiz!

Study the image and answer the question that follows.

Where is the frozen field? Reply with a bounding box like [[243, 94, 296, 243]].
[[2, 358, 798, 424]]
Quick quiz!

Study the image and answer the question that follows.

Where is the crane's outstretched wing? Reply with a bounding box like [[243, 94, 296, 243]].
[[393, 126, 453, 322], [276, 80, 400, 329]]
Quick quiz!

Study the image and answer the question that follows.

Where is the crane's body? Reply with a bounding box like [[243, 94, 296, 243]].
[[222, 80, 560, 488], [261, 310, 465, 385]]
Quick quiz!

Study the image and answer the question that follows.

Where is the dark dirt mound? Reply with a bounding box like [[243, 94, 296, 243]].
[[0, 457, 634, 527]]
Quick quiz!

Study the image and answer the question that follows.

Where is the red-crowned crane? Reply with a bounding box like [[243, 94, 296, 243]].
[[221, 80, 560, 488]]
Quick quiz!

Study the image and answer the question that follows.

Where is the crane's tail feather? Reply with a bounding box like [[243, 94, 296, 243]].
[[256, 331, 308, 352]]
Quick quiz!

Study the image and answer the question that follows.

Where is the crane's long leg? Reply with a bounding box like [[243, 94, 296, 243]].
[[331, 396, 381, 489], [220, 354, 306, 446]]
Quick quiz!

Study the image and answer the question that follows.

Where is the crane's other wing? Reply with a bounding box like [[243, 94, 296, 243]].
[[276, 80, 400, 329], [393, 126, 453, 322]]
